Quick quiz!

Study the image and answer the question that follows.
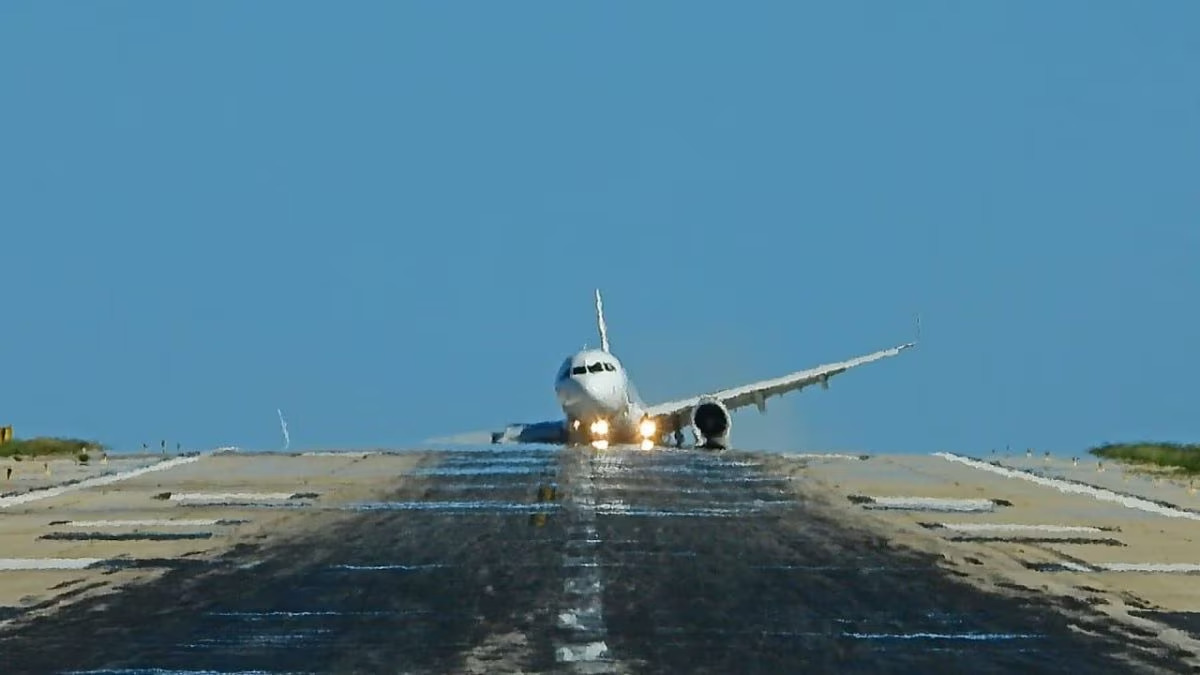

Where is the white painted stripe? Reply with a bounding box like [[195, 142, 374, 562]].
[[780, 453, 867, 460], [1099, 563, 1200, 572], [0, 455, 204, 509], [331, 563, 447, 571], [59, 519, 232, 528], [935, 523, 1104, 534], [872, 496, 995, 509], [168, 492, 298, 502], [556, 641, 610, 663], [555, 453, 617, 670], [0, 558, 102, 570], [860, 496, 996, 512], [1036, 561, 1200, 573], [935, 452, 1200, 521]]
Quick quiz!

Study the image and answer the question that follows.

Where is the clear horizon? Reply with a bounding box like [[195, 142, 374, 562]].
[[2, 2, 1197, 455]]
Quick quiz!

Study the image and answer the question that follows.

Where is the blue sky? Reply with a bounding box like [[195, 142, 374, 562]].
[[1, 2, 1197, 455]]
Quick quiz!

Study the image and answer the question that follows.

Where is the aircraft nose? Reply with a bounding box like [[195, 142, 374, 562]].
[[582, 376, 620, 411]]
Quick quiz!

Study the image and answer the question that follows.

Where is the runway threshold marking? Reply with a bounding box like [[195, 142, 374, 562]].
[[0, 455, 204, 509], [935, 452, 1200, 521]]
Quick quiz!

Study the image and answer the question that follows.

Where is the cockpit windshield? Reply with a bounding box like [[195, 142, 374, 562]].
[[569, 362, 616, 376]]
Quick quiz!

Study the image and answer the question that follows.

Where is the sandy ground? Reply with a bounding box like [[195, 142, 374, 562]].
[[0, 446, 1195, 673], [761, 451, 1200, 669], [0, 449, 431, 618]]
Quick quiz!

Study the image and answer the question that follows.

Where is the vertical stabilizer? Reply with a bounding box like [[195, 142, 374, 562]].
[[595, 288, 610, 352]]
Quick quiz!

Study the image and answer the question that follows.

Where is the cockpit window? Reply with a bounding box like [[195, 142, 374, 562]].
[[587, 362, 604, 373], [602, 362, 615, 372], [571, 366, 587, 375]]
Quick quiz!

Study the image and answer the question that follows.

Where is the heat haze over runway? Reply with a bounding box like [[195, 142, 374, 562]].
[[0, 446, 1198, 674]]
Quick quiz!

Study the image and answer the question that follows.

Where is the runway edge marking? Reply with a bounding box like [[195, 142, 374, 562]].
[[0, 454, 206, 509], [934, 452, 1200, 521]]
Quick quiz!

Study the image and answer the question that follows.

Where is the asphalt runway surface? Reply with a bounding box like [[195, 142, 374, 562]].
[[0, 446, 1189, 674]]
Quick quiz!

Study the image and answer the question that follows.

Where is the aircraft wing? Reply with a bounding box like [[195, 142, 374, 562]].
[[641, 342, 915, 423]]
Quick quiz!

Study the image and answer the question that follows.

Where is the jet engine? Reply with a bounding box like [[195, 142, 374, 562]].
[[691, 398, 731, 450]]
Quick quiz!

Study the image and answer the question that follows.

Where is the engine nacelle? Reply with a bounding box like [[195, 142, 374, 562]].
[[691, 398, 731, 450]]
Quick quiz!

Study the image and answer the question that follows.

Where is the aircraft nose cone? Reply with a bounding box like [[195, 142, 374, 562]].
[[583, 378, 621, 412]]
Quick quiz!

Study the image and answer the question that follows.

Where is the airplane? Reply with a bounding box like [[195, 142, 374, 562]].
[[445, 289, 915, 451]]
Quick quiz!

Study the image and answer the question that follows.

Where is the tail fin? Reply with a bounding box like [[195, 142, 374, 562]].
[[595, 288, 610, 352]]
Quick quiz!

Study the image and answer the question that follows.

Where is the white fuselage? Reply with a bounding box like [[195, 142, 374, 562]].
[[553, 349, 649, 443]]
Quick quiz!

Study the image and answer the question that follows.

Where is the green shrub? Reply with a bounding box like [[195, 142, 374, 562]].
[[0, 437, 106, 458], [1088, 442, 1200, 473]]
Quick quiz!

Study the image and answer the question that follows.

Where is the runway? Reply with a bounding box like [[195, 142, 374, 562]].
[[0, 446, 1197, 673]]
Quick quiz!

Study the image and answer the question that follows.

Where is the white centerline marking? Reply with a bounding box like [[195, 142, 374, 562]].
[[554, 452, 617, 671]]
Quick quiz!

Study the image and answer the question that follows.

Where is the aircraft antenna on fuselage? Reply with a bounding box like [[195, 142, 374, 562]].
[[595, 288, 610, 352]]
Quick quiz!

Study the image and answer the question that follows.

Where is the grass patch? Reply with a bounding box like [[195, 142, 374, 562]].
[[0, 437, 106, 459], [1089, 442, 1200, 474]]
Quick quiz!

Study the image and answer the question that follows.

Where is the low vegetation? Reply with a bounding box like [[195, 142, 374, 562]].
[[1089, 442, 1200, 474], [0, 437, 107, 459]]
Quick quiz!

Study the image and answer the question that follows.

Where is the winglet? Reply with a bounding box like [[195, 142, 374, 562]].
[[595, 288, 610, 352]]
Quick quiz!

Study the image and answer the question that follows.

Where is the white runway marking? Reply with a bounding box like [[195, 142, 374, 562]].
[[56, 519, 244, 528], [854, 496, 1001, 512], [330, 563, 448, 571], [779, 453, 868, 461], [0, 558, 102, 570], [167, 492, 301, 503], [0, 455, 204, 509], [82, 667, 320, 675], [1035, 561, 1200, 573], [593, 503, 784, 517], [1099, 563, 1200, 572], [208, 610, 412, 619], [408, 465, 547, 476], [555, 452, 616, 672], [347, 500, 559, 513], [928, 523, 1106, 534], [935, 452, 1200, 521]]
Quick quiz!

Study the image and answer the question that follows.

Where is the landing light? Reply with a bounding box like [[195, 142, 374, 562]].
[[638, 418, 657, 438], [592, 440, 610, 450], [640, 439, 654, 451], [590, 419, 609, 437]]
